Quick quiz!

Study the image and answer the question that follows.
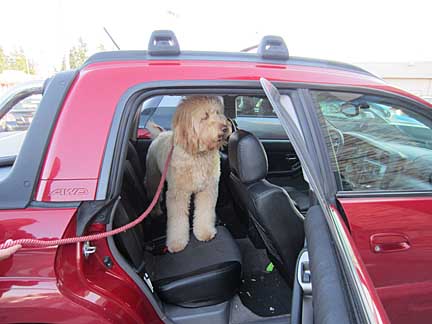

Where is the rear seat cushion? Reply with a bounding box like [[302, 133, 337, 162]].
[[145, 226, 242, 307]]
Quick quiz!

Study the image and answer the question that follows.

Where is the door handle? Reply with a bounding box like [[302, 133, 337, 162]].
[[284, 153, 298, 161], [370, 233, 410, 253]]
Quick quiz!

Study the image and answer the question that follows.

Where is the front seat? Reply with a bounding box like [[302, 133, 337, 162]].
[[228, 130, 305, 285]]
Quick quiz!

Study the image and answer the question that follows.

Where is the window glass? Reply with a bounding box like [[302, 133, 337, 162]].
[[313, 90, 432, 191], [0, 94, 42, 159], [136, 95, 289, 140], [235, 96, 276, 117], [235, 95, 286, 139], [138, 95, 182, 131]]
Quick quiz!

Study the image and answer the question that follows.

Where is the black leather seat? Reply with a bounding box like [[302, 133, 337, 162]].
[[145, 226, 241, 307], [114, 202, 242, 307], [228, 130, 305, 285], [114, 143, 242, 307], [127, 141, 146, 183]]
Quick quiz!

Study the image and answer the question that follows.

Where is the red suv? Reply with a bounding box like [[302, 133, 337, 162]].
[[1, 30, 432, 324]]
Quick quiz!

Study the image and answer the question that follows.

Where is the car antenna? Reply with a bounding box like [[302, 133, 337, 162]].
[[103, 27, 121, 50]]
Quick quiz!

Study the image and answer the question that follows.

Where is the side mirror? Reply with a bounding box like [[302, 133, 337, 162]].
[[340, 103, 360, 117]]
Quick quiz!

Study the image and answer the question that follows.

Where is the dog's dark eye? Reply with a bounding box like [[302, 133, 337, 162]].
[[202, 112, 209, 120]]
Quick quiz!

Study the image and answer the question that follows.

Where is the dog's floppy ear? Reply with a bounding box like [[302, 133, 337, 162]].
[[172, 107, 199, 155]]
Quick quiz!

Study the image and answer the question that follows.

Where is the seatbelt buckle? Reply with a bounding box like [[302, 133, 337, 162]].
[[143, 272, 154, 293]]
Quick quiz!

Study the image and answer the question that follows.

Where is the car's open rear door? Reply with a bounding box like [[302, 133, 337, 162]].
[[260, 78, 389, 324]]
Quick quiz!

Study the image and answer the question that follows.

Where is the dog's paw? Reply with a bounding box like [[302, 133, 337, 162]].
[[167, 237, 189, 253], [194, 226, 217, 242]]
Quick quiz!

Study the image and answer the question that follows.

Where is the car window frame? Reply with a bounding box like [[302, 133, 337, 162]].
[[96, 80, 303, 200]]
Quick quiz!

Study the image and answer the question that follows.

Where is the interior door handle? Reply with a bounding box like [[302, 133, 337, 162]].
[[370, 233, 410, 253], [284, 154, 298, 161]]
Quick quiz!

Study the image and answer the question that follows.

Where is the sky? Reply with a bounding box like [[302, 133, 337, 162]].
[[1, 0, 431, 76]]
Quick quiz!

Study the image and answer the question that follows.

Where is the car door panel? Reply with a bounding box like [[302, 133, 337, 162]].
[[338, 196, 432, 324], [311, 89, 432, 324], [260, 140, 301, 176]]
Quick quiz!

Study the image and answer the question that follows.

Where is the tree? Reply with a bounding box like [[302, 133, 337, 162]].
[[97, 43, 106, 52], [5, 48, 35, 74], [69, 38, 88, 69], [0, 47, 6, 73], [60, 55, 67, 72]]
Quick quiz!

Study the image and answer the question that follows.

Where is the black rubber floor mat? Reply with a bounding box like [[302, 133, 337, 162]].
[[239, 269, 292, 317]]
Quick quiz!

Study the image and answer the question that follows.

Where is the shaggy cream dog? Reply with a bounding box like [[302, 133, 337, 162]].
[[145, 96, 231, 253]]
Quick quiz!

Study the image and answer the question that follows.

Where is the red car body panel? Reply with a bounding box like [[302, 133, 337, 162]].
[[0, 208, 162, 323], [0, 208, 100, 323], [339, 196, 432, 324], [55, 223, 162, 323], [1, 57, 426, 322], [330, 206, 390, 324]]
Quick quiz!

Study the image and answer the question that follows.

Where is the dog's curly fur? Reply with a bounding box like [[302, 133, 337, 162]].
[[145, 96, 232, 253]]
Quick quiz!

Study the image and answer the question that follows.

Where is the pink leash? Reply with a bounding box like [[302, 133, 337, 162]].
[[0, 147, 173, 250]]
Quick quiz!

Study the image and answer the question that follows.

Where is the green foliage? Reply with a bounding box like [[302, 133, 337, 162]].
[[69, 38, 88, 69], [96, 43, 106, 52], [0, 47, 6, 73], [0, 47, 35, 74]]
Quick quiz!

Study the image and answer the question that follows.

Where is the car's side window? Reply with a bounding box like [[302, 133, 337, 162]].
[[312, 90, 432, 191], [235, 96, 276, 117], [136, 95, 182, 138], [234, 95, 287, 139], [136, 95, 288, 140], [0, 94, 42, 159]]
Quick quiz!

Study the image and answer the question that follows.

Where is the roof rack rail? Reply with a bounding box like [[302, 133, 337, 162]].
[[258, 35, 289, 60], [148, 30, 180, 56]]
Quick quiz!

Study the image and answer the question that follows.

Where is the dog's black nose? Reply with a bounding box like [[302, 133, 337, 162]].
[[221, 126, 228, 133]]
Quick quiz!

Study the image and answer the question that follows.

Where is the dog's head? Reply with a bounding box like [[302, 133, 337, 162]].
[[172, 96, 232, 155]]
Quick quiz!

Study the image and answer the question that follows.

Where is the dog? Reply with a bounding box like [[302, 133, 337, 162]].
[[145, 96, 232, 253]]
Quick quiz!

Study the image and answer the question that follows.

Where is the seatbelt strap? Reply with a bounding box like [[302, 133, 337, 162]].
[[302, 295, 313, 324]]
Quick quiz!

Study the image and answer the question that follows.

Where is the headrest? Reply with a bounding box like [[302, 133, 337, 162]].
[[228, 130, 268, 183]]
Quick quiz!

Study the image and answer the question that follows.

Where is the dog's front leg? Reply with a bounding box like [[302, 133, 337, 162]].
[[193, 182, 218, 242], [166, 189, 191, 253]]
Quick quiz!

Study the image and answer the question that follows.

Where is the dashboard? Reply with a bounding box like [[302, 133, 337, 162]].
[[335, 133, 416, 191]]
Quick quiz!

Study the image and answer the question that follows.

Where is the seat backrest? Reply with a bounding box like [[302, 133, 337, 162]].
[[228, 130, 305, 284], [113, 200, 146, 272], [127, 141, 145, 182], [113, 144, 150, 273], [122, 159, 147, 215]]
